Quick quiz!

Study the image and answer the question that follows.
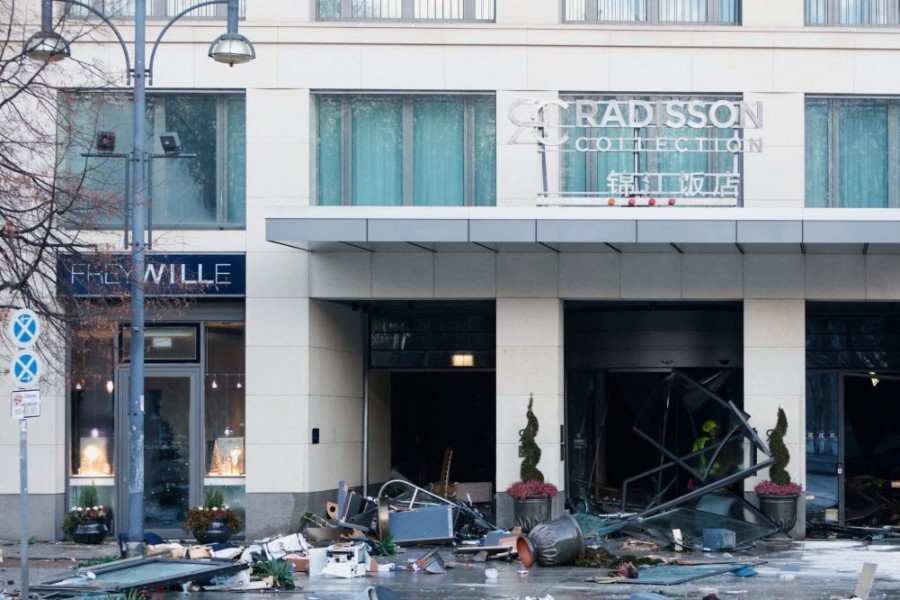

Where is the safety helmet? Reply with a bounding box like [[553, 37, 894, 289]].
[[702, 419, 720, 433]]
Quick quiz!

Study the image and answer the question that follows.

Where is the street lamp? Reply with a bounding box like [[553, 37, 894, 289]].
[[26, 0, 254, 550]]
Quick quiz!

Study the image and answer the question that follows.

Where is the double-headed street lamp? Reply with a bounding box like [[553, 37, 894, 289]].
[[26, 0, 255, 548]]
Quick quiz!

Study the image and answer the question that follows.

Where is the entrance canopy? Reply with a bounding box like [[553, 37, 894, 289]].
[[266, 206, 900, 254]]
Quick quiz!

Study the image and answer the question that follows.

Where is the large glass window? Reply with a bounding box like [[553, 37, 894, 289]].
[[318, 0, 494, 21], [564, 0, 740, 24], [560, 95, 745, 205], [66, 0, 247, 19], [806, 97, 900, 208], [806, 0, 900, 26], [315, 94, 496, 206], [58, 92, 246, 228]]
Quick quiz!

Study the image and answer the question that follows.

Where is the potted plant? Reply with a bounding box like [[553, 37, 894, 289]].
[[754, 407, 803, 532], [182, 489, 243, 544], [506, 394, 558, 532], [62, 484, 109, 544]]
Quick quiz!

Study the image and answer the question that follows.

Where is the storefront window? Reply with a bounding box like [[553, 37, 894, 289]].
[[204, 322, 246, 521], [70, 329, 117, 479]]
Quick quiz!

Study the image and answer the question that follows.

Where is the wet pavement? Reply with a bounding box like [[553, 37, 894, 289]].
[[3, 537, 900, 599]]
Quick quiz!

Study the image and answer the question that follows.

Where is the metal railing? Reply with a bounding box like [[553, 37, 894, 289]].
[[806, 0, 900, 26], [66, 0, 246, 20], [564, 0, 740, 24], [318, 0, 495, 21]]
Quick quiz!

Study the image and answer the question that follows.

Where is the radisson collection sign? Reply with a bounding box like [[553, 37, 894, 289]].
[[508, 98, 764, 206]]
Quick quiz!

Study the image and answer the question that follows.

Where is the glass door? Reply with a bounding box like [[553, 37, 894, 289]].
[[115, 366, 201, 538]]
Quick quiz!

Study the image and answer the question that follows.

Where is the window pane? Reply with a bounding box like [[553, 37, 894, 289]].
[[57, 93, 246, 227], [599, 0, 646, 21], [316, 93, 495, 206], [560, 96, 744, 204], [319, 0, 342, 18], [839, 100, 887, 207], [473, 96, 497, 206], [806, 100, 829, 207], [414, 97, 465, 206], [352, 97, 403, 205], [226, 96, 247, 224], [318, 97, 344, 205], [658, 0, 706, 22]]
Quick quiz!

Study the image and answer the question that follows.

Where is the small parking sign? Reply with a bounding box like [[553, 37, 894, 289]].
[[8, 309, 41, 348], [11, 389, 41, 420], [11, 350, 41, 388]]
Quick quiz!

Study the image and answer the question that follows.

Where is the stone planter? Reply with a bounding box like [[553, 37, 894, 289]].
[[193, 518, 233, 544], [71, 520, 108, 544], [512, 497, 552, 533], [516, 513, 584, 568], [758, 494, 799, 532]]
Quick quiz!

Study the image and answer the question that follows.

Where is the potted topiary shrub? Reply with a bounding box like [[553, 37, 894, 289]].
[[754, 407, 803, 532], [62, 483, 109, 544], [506, 394, 558, 532], [182, 489, 243, 544]]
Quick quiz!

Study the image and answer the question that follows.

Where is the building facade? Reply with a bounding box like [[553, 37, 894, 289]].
[[3, 0, 900, 541]]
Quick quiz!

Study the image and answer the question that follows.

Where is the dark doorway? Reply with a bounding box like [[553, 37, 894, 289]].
[[843, 375, 900, 526], [390, 372, 495, 490]]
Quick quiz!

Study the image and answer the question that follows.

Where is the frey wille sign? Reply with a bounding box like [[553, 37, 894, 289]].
[[58, 253, 246, 297], [508, 98, 764, 206]]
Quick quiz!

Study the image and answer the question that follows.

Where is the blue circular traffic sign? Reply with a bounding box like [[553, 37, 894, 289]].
[[8, 309, 41, 348], [11, 350, 42, 387]]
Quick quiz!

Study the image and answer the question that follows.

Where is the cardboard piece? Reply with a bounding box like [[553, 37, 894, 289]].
[[188, 545, 213, 559], [283, 553, 309, 573], [262, 533, 309, 559], [308, 547, 328, 576], [455, 482, 493, 504], [369, 557, 393, 572]]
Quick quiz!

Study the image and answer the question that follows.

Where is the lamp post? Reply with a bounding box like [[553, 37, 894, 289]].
[[26, 0, 255, 548]]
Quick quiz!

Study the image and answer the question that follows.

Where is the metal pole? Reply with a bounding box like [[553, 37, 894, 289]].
[[127, 0, 147, 549], [19, 419, 29, 599]]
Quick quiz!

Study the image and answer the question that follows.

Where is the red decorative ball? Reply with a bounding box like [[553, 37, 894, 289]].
[[648, 198, 656, 206], [628, 197, 636, 206], [668, 198, 676, 205]]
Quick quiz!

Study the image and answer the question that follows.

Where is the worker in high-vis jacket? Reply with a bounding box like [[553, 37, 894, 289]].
[[691, 419, 734, 483]]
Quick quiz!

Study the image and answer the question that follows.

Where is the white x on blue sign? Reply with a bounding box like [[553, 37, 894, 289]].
[[8, 309, 41, 348], [11, 351, 42, 387]]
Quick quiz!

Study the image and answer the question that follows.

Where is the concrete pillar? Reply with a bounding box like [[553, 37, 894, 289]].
[[495, 293, 564, 528], [744, 298, 806, 536]]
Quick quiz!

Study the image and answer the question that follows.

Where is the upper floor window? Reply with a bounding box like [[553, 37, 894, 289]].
[[806, 97, 900, 208], [806, 0, 900, 26], [314, 93, 496, 206], [66, 0, 246, 19], [58, 92, 246, 228], [317, 0, 495, 21], [563, 0, 740, 24], [560, 95, 753, 206]]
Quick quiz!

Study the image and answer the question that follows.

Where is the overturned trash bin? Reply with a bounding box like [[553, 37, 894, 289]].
[[517, 513, 584, 568]]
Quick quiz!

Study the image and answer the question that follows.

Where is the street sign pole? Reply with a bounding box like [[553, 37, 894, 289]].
[[7, 308, 41, 600], [19, 418, 28, 600]]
